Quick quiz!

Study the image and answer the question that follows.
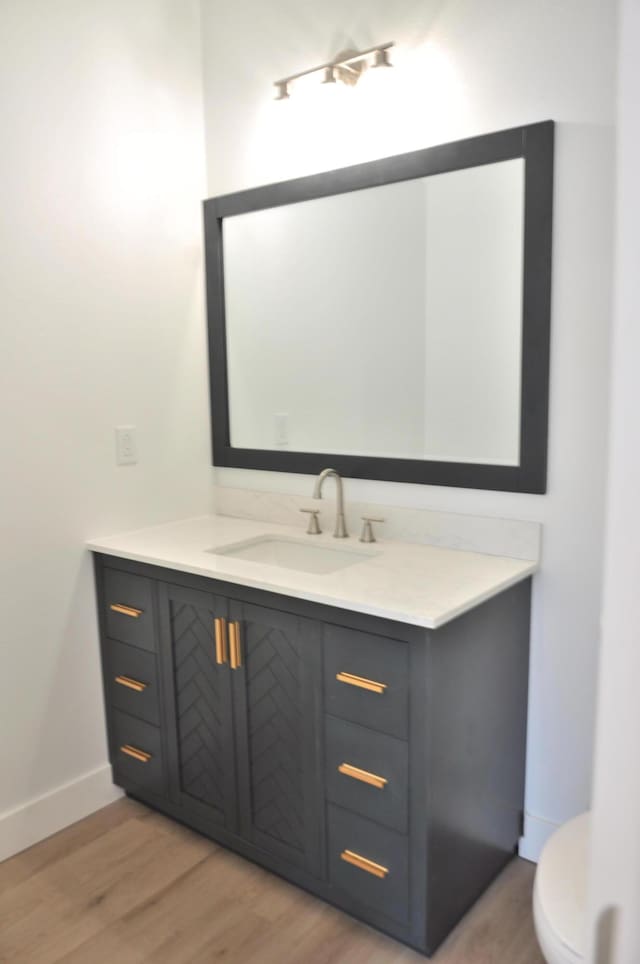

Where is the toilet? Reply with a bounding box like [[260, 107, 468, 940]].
[[533, 812, 589, 963]]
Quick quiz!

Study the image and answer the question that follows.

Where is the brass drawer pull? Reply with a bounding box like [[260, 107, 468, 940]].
[[336, 671, 387, 694], [229, 621, 243, 670], [120, 744, 151, 763], [110, 603, 143, 619], [214, 618, 228, 665], [338, 762, 388, 789], [114, 675, 148, 693], [340, 849, 389, 879]]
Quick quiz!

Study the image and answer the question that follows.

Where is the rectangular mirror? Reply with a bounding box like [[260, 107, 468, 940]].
[[204, 122, 553, 493]]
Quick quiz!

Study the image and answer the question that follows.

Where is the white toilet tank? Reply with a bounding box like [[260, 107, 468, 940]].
[[533, 811, 590, 964]]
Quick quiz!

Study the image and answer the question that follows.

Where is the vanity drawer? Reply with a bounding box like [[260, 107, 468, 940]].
[[324, 625, 409, 739], [106, 640, 159, 726], [327, 804, 409, 925], [104, 568, 155, 652], [111, 709, 166, 796], [325, 716, 408, 833]]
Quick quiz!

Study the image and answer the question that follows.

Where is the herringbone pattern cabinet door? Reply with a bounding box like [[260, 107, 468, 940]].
[[231, 603, 323, 876], [159, 584, 236, 830], [173, 602, 226, 811], [246, 623, 304, 848]]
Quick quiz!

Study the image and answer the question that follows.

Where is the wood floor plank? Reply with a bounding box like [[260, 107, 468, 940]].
[[0, 800, 544, 964], [0, 805, 213, 964], [57, 848, 277, 964], [0, 799, 142, 892]]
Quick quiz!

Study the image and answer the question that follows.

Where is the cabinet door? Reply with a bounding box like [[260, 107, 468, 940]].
[[229, 602, 324, 876], [158, 584, 237, 831]]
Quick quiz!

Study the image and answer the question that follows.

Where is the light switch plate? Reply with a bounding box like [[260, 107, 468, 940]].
[[115, 426, 137, 465]]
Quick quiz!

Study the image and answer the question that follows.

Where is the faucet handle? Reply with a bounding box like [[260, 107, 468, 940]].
[[359, 516, 385, 544], [300, 508, 322, 535]]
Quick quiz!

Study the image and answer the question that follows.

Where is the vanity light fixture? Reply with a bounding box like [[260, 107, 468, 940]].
[[274, 80, 290, 101], [273, 42, 394, 100], [371, 47, 393, 69]]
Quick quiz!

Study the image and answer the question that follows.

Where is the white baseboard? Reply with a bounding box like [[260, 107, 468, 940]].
[[519, 812, 560, 862], [0, 764, 122, 864]]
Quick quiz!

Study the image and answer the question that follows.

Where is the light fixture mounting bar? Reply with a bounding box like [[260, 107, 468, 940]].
[[274, 42, 394, 89]]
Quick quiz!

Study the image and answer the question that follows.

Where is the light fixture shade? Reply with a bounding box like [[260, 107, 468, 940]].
[[321, 67, 336, 85], [371, 48, 392, 68], [274, 81, 290, 100]]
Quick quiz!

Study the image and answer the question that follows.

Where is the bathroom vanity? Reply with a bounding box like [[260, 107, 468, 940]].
[[87, 118, 554, 953], [90, 514, 534, 955], [85, 115, 551, 955]]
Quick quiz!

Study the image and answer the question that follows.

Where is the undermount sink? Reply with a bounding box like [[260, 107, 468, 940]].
[[207, 535, 376, 575]]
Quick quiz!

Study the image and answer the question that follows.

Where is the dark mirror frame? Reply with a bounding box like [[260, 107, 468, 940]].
[[203, 120, 554, 494]]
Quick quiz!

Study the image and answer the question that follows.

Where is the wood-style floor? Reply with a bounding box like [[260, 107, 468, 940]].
[[0, 798, 544, 964]]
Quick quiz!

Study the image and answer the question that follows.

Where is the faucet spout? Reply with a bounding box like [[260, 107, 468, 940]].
[[312, 468, 348, 538]]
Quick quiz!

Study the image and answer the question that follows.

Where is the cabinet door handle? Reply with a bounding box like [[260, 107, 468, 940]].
[[340, 849, 389, 879], [120, 744, 151, 763], [114, 675, 148, 693], [214, 618, 228, 665], [336, 671, 387, 694], [229, 621, 242, 670], [110, 603, 143, 619], [338, 763, 388, 789]]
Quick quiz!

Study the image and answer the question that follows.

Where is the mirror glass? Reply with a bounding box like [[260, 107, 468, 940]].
[[223, 158, 525, 466]]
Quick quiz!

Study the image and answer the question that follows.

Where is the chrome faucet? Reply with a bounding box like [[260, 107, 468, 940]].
[[312, 468, 348, 538]]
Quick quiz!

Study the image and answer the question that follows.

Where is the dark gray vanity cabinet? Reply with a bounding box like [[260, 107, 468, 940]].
[[94, 553, 531, 956]]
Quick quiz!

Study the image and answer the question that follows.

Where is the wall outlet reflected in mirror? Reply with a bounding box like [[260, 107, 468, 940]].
[[274, 412, 289, 447]]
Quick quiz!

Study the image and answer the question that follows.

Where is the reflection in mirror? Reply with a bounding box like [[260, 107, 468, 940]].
[[223, 158, 524, 466]]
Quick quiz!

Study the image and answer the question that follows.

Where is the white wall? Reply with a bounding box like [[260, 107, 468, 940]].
[[0, 0, 210, 857], [200, 0, 616, 858], [587, 0, 640, 959]]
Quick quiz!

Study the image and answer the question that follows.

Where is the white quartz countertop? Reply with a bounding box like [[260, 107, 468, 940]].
[[87, 515, 537, 629]]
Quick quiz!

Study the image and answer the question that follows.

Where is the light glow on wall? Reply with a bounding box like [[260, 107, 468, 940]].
[[94, 85, 203, 249]]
